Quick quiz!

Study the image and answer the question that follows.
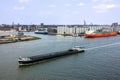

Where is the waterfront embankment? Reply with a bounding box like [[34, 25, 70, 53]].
[[0, 35, 40, 44]]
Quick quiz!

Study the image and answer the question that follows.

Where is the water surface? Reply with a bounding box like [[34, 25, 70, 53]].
[[0, 32, 120, 80]]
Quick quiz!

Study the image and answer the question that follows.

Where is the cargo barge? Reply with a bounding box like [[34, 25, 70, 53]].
[[18, 46, 85, 66]]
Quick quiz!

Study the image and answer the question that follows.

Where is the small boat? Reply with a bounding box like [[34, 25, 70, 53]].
[[72, 33, 79, 37], [117, 31, 120, 35], [18, 46, 85, 66], [84, 29, 117, 38], [34, 28, 48, 34]]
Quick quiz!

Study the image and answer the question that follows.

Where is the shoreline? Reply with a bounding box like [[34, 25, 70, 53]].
[[0, 35, 41, 44]]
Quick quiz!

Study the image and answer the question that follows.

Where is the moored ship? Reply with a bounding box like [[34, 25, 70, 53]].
[[34, 28, 48, 34], [84, 29, 117, 38], [18, 46, 85, 66]]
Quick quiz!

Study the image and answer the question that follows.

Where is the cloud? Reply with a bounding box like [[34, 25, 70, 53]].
[[13, 6, 25, 10], [64, 3, 71, 7], [92, 0, 99, 2], [102, 0, 113, 2], [72, 11, 80, 14], [93, 4, 116, 13], [19, 0, 32, 3], [48, 5, 56, 8], [38, 11, 53, 16], [93, 4, 115, 9], [92, 0, 113, 3], [77, 3, 85, 6]]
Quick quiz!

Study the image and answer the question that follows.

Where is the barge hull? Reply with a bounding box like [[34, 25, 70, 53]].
[[19, 50, 84, 65]]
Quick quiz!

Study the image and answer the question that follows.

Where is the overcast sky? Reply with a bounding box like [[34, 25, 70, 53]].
[[0, 0, 119, 24]]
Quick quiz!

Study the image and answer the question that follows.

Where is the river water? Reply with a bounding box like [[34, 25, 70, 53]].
[[0, 32, 120, 80]]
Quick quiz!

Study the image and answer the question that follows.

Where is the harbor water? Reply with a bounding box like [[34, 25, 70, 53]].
[[0, 32, 120, 80]]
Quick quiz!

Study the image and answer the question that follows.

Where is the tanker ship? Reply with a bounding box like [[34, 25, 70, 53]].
[[84, 29, 117, 38]]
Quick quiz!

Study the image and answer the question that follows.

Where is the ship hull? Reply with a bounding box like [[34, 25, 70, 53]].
[[18, 50, 84, 66], [34, 32, 48, 34], [84, 32, 117, 38]]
